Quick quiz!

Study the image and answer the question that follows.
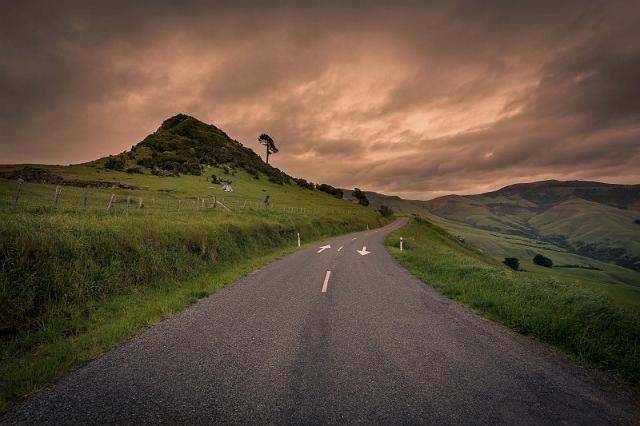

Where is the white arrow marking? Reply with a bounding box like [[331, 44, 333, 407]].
[[356, 246, 371, 256], [337, 246, 344, 252], [317, 245, 331, 253], [322, 270, 332, 293]]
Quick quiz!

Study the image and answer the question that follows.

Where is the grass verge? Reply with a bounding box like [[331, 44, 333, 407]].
[[1, 209, 387, 411], [386, 217, 640, 386]]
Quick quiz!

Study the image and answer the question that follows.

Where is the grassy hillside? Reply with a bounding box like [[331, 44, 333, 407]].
[[0, 115, 389, 411], [351, 181, 640, 272], [423, 180, 640, 271], [348, 187, 640, 306], [386, 218, 640, 385]]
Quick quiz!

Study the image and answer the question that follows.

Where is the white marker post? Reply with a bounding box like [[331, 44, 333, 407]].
[[400, 237, 404, 251], [297, 232, 301, 247]]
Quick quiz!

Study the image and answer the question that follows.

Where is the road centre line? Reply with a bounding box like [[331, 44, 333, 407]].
[[351, 237, 357, 241], [321, 270, 332, 293]]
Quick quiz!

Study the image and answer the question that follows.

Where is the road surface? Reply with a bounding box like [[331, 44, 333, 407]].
[[2, 219, 638, 425]]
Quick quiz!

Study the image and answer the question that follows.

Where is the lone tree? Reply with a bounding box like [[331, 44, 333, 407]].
[[258, 133, 279, 164]]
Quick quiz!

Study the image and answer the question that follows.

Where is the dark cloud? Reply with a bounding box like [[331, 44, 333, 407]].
[[1, 0, 639, 199]]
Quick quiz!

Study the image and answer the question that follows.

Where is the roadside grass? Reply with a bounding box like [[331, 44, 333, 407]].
[[0, 207, 387, 411], [0, 246, 295, 412], [386, 217, 640, 386], [423, 212, 640, 308]]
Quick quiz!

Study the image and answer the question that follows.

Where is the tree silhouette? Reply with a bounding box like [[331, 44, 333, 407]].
[[258, 133, 279, 164]]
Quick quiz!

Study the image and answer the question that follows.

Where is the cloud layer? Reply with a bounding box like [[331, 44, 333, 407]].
[[1, 0, 639, 199]]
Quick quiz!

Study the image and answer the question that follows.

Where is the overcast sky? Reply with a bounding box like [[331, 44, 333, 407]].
[[1, 0, 639, 199]]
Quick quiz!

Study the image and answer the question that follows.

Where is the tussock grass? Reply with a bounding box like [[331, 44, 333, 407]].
[[0, 208, 386, 410], [386, 218, 640, 385]]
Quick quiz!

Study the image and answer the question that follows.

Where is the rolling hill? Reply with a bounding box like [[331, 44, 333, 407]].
[[346, 181, 640, 272]]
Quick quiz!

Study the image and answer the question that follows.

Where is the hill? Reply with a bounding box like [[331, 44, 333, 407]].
[[345, 181, 640, 272], [0, 115, 385, 411], [424, 180, 640, 271]]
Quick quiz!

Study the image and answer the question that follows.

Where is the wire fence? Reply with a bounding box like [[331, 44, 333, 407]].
[[1, 179, 359, 217]]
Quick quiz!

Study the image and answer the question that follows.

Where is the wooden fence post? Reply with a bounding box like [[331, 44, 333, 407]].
[[12, 178, 24, 209], [53, 185, 62, 208], [107, 194, 116, 212]]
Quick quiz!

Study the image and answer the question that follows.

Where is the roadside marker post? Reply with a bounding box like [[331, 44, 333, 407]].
[[297, 232, 301, 247], [400, 237, 404, 252]]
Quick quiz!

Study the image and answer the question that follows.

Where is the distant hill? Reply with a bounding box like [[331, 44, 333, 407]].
[[103, 113, 294, 184], [1, 114, 330, 193], [346, 181, 640, 271]]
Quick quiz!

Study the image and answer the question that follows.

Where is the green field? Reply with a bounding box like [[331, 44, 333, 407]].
[[386, 217, 640, 385], [0, 163, 388, 411], [359, 186, 640, 307], [424, 213, 640, 308]]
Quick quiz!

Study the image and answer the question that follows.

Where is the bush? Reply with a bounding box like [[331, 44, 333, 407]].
[[125, 167, 143, 174], [378, 205, 394, 218], [353, 188, 369, 206], [317, 183, 343, 199], [533, 253, 553, 268], [504, 257, 519, 270], [104, 155, 126, 171], [293, 178, 315, 190]]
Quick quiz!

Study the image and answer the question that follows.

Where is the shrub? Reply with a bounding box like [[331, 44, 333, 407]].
[[378, 205, 394, 218], [125, 167, 143, 174], [317, 183, 343, 199], [533, 253, 553, 268], [504, 257, 519, 270], [353, 188, 369, 206], [293, 177, 315, 190], [104, 155, 126, 171]]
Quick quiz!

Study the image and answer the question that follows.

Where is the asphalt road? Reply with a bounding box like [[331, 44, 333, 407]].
[[2, 219, 638, 425]]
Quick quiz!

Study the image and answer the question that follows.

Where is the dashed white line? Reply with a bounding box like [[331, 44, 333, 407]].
[[351, 237, 357, 241], [337, 246, 344, 252], [321, 270, 332, 293]]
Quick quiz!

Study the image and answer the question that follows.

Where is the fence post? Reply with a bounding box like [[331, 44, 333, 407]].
[[297, 232, 301, 247], [83, 192, 89, 209], [400, 237, 404, 252], [53, 185, 62, 208], [107, 194, 116, 212], [138, 197, 143, 209], [126, 196, 131, 210], [12, 178, 24, 209]]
